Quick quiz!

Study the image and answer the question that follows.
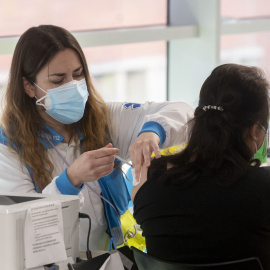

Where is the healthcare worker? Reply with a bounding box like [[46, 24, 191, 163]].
[[0, 25, 194, 251]]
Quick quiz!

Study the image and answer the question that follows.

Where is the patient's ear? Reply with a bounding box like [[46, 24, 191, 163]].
[[22, 77, 35, 98], [250, 124, 260, 141], [245, 124, 260, 153]]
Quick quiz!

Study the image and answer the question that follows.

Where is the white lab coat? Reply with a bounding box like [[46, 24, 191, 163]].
[[0, 101, 194, 251]]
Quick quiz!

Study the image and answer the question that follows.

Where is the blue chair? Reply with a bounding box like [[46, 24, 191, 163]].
[[131, 247, 264, 270]]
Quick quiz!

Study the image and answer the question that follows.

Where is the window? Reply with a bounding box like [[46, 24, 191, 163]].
[[221, 0, 270, 74], [0, 0, 167, 37], [0, 54, 11, 99], [85, 42, 166, 102], [221, 0, 270, 19], [221, 33, 270, 73], [0, 0, 168, 105], [1, 0, 270, 106]]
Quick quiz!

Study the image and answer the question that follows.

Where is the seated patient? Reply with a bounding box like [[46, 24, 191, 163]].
[[132, 64, 270, 269]]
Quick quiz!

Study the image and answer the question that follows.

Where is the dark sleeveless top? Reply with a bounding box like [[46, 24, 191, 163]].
[[133, 162, 270, 270]]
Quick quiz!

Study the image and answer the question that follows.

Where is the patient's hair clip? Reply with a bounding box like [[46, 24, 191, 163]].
[[203, 105, 224, 111]]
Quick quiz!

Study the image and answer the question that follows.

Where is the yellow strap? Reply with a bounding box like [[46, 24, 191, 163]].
[[152, 142, 188, 157], [117, 210, 146, 251]]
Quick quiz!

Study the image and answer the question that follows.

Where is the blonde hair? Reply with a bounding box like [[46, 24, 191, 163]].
[[1, 25, 110, 191]]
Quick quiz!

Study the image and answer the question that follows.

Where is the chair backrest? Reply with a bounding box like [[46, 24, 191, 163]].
[[131, 247, 264, 270]]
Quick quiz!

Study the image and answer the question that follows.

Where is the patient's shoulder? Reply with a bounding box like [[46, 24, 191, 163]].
[[147, 157, 170, 181]]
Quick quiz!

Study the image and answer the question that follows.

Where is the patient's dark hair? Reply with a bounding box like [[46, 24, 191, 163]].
[[151, 64, 269, 186]]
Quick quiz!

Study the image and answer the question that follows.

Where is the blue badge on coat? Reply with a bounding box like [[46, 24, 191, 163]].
[[124, 102, 141, 109]]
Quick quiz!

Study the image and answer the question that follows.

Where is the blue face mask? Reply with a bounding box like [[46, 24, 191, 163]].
[[35, 78, 89, 124]]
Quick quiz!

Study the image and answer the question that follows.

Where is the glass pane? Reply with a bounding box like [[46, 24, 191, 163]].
[[0, 41, 166, 106], [86, 41, 167, 102], [0, 0, 167, 37], [221, 0, 270, 19], [0, 54, 11, 105], [220, 32, 270, 72]]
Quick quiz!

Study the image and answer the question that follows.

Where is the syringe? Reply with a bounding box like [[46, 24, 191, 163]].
[[115, 155, 133, 167]]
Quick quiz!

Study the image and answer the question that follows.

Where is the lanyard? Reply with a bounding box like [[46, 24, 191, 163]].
[[45, 134, 121, 222]]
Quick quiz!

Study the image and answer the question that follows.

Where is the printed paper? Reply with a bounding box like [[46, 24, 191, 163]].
[[24, 201, 67, 268]]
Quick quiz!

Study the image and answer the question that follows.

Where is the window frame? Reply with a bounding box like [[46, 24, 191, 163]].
[[0, 0, 269, 106]]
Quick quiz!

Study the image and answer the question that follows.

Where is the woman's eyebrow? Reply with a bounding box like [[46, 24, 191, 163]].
[[48, 72, 65, 77], [73, 66, 83, 72], [48, 66, 83, 77]]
